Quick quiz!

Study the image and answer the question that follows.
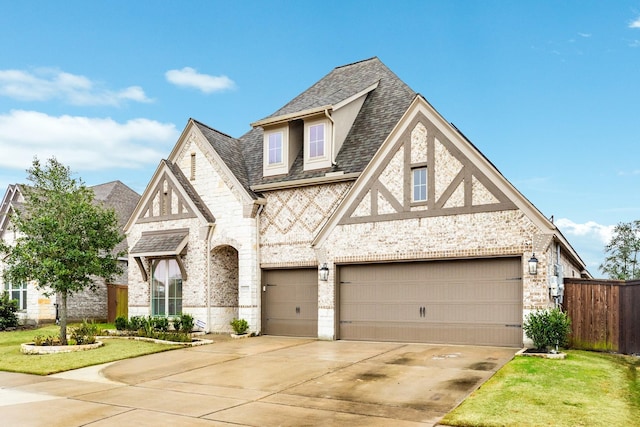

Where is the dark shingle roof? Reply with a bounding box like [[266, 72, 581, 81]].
[[192, 57, 416, 190], [192, 120, 253, 196], [130, 229, 188, 256], [89, 181, 140, 255], [240, 57, 416, 186]]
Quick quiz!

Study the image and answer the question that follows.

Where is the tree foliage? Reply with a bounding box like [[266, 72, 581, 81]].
[[599, 220, 640, 280], [0, 158, 124, 344], [523, 308, 571, 351]]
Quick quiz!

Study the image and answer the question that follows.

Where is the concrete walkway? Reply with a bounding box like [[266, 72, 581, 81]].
[[0, 336, 517, 426]]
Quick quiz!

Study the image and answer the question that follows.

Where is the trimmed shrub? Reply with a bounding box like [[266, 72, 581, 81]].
[[230, 318, 249, 335], [128, 316, 145, 331], [151, 316, 169, 332], [0, 291, 19, 330], [179, 313, 194, 333], [70, 319, 100, 345], [114, 315, 128, 331], [523, 307, 571, 351]]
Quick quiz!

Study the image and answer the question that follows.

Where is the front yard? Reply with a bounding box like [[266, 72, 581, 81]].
[[441, 350, 640, 427], [0, 324, 181, 375]]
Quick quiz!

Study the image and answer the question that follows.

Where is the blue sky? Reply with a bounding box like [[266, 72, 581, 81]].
[[1, 1, 639, 274]]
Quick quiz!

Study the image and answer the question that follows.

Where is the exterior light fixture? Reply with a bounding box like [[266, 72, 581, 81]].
[[319, 263, 329, 281], [528, 253, 538, 275]]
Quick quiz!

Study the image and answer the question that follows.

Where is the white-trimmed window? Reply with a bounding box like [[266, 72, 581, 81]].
[[4, 282, 26, 311], [268, 132, 283, 165], [151, 258, 182, 316], [263, 126, 290, 177], [308, 123, 325, 158], [413, 167, 427, 202], [303, 118, 332, 170]]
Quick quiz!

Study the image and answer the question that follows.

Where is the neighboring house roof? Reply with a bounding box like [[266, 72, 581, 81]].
[[0, 181, 140, 257], [0, 184, 24, 237], [90, 181, 141, 256]]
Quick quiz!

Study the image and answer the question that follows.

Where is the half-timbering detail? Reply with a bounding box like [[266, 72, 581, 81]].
[[340, 115, 516, 225], [136, 171, 197, 223]]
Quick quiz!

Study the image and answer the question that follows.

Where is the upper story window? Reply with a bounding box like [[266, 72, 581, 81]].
[[268, 132, 283, 165], [308, 124, 325, 158], [412, 167, 427, 202], [303, 118, 332, 171], [263, 126, 291, 177]]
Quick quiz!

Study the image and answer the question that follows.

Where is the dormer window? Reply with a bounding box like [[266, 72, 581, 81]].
[[303, 118, 332, 171], [268, 132, 283, 164], [263, 125, 295, 177], [309, 124, 325, 158]]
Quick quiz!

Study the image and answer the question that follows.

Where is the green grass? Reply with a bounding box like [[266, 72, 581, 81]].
[[441, 350, 640, 427], [0, 323, 181, 375]]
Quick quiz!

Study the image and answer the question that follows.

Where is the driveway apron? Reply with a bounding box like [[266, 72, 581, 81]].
[[0, 336, 518, 426]]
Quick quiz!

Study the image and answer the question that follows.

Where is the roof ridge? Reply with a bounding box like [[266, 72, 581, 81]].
[[334, 56, 379, 69], [191, 118, 237, 140]]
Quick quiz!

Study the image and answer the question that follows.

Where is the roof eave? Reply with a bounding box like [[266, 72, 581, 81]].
[[250, 105, 333, 128]]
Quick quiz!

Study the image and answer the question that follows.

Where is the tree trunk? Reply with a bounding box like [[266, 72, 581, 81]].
[[59, 291, 68, 345]]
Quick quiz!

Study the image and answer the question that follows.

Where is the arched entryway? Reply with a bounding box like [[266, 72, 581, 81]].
[[210, 245, 239, 332]]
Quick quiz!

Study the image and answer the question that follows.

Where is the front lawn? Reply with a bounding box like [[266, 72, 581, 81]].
[[441, 350, 640, 427], [0, 324, 181, 375]]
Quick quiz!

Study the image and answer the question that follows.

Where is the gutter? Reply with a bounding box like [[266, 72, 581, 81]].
[[251, 172, 359, 192]]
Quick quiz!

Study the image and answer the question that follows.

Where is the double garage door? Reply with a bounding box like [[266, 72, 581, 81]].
[[339, 258, 523, 347], [262, 258, 523, 347]]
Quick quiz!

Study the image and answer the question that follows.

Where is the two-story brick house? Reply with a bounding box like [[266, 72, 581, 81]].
[[125, 57, 588, 346]]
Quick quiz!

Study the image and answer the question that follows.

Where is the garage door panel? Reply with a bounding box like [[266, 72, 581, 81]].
[[262, 269, 318, 337], [339, 258, 523, 347]]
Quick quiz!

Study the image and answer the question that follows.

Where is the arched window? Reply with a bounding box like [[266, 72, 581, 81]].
[[151, 258, 182, 316]]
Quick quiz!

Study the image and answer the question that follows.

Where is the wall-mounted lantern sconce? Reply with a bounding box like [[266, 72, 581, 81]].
[[528, 253, 538, 275], [319, 263, 329, 281]]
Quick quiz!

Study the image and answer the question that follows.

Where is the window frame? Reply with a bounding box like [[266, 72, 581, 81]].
[[303, 118, 332, 171], [4, 281, 27, 311], [263, 126, 290, 177], [267, 131, 284, 165], [150, 258, 183, 317], [412, 166, 428, 203]]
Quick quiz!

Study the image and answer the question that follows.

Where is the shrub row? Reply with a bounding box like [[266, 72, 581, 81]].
[[114, 313, 195, 343]]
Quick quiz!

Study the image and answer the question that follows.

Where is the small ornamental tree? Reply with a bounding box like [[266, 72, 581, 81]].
[[0, 158, 123, 345]]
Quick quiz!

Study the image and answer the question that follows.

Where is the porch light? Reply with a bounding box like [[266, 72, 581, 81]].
[[319, 263, 329, 281], [528, 253, 539, 275]]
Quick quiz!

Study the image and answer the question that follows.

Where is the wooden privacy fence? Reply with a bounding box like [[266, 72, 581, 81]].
[[563, 278, 640, 354]]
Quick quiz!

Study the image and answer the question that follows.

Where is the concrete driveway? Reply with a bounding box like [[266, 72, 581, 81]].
[[0, 336, 517, 426]]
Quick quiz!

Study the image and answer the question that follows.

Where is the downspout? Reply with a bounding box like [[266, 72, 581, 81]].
[[206, 223, 215, 333], [255, 203, 265, 334]]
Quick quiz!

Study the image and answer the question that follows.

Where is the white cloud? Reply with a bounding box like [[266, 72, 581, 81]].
[[630, 17, 640, 28], [0, 68, 153, 106], [577, 32, 591, 38], [165, 67, 235, 93], [555, 218, 614, 245], [0, 110, 178, 171]]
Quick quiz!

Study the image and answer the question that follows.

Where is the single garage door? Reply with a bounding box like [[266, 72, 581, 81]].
[[339, 258, 522, 346], [262, 268, 318, 337]]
